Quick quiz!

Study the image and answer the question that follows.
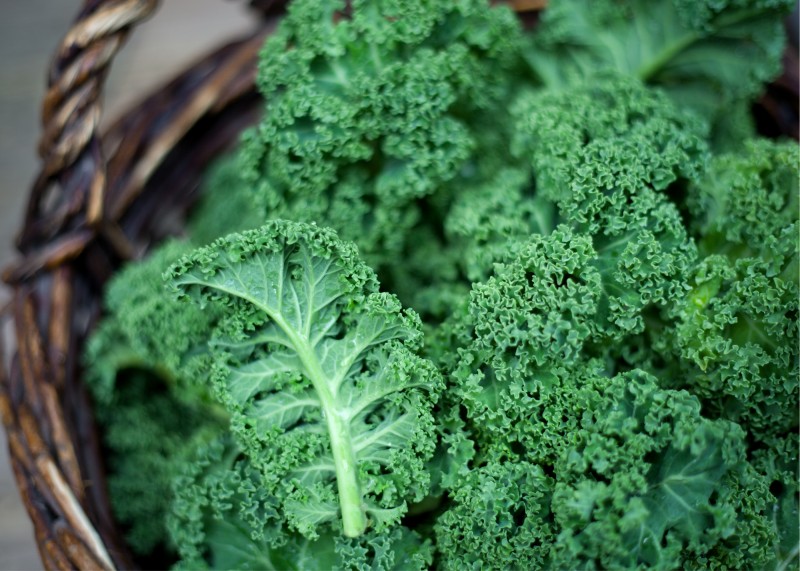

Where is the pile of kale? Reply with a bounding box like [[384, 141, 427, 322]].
[[85, 1, 799, 569]]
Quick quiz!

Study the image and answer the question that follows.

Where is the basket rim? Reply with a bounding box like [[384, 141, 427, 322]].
[[0, 0, 282, 566]]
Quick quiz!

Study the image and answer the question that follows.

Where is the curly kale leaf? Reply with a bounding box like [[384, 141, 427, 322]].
[[390, 165, 555, 318], [406, 75, 706, 317], [435, 460, 555, 570], [527, 0, 793, 135], [84, 240, 219, 404], [169, 435, 433, 570], [169, 434, 287, 570], [168, 220, 443, 539], [239, 0, 523, 277], [663, 253, 799, 439], [457, 218, 690, 369], [751, 434, 800, 569], [92, 372, 221, 557], [655, 140, 800, 439], [546, 371, 749, 570], [443, 166, 555, 282], [435, 361, 756, 570], [190, 0, 529, 319], [692, 433, 800, 570], [436, 226, 697, 453], [511, 74, 708, 222], [83, 241, 228, 557], [433, 218, 788, 569], [688, 138, 799, 263]]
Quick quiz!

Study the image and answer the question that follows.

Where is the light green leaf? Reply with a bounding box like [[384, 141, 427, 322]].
[[169, 220, 442, 538]]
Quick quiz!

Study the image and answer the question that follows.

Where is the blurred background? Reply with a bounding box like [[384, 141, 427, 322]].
[[0, 1, 259, 567]]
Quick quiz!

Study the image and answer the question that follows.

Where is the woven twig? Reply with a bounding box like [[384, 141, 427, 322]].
[[21, 1, 158, 256], [2, 2, 161, 565], [1, 0, 274, 567]]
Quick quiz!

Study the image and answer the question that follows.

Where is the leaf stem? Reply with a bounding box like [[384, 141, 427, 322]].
[[636, 7, 764, 81], [636, 32, 699, 81], [324, 406, 367, 537], [275, 314, 367, 537]]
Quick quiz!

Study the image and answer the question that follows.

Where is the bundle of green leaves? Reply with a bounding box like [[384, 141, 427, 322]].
[[84, 0, 799, 569]]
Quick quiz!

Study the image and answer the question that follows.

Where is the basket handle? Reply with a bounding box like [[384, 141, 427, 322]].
[[6, 1, 300, 285], [12, 0, 159, 274]]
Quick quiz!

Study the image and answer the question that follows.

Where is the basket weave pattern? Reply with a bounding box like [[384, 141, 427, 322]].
[[0, 1, 795, 569], [0, 0, 285, 566]]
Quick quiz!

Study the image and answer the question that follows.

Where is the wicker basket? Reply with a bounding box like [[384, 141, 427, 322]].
[[0, 1, 796, 569]]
